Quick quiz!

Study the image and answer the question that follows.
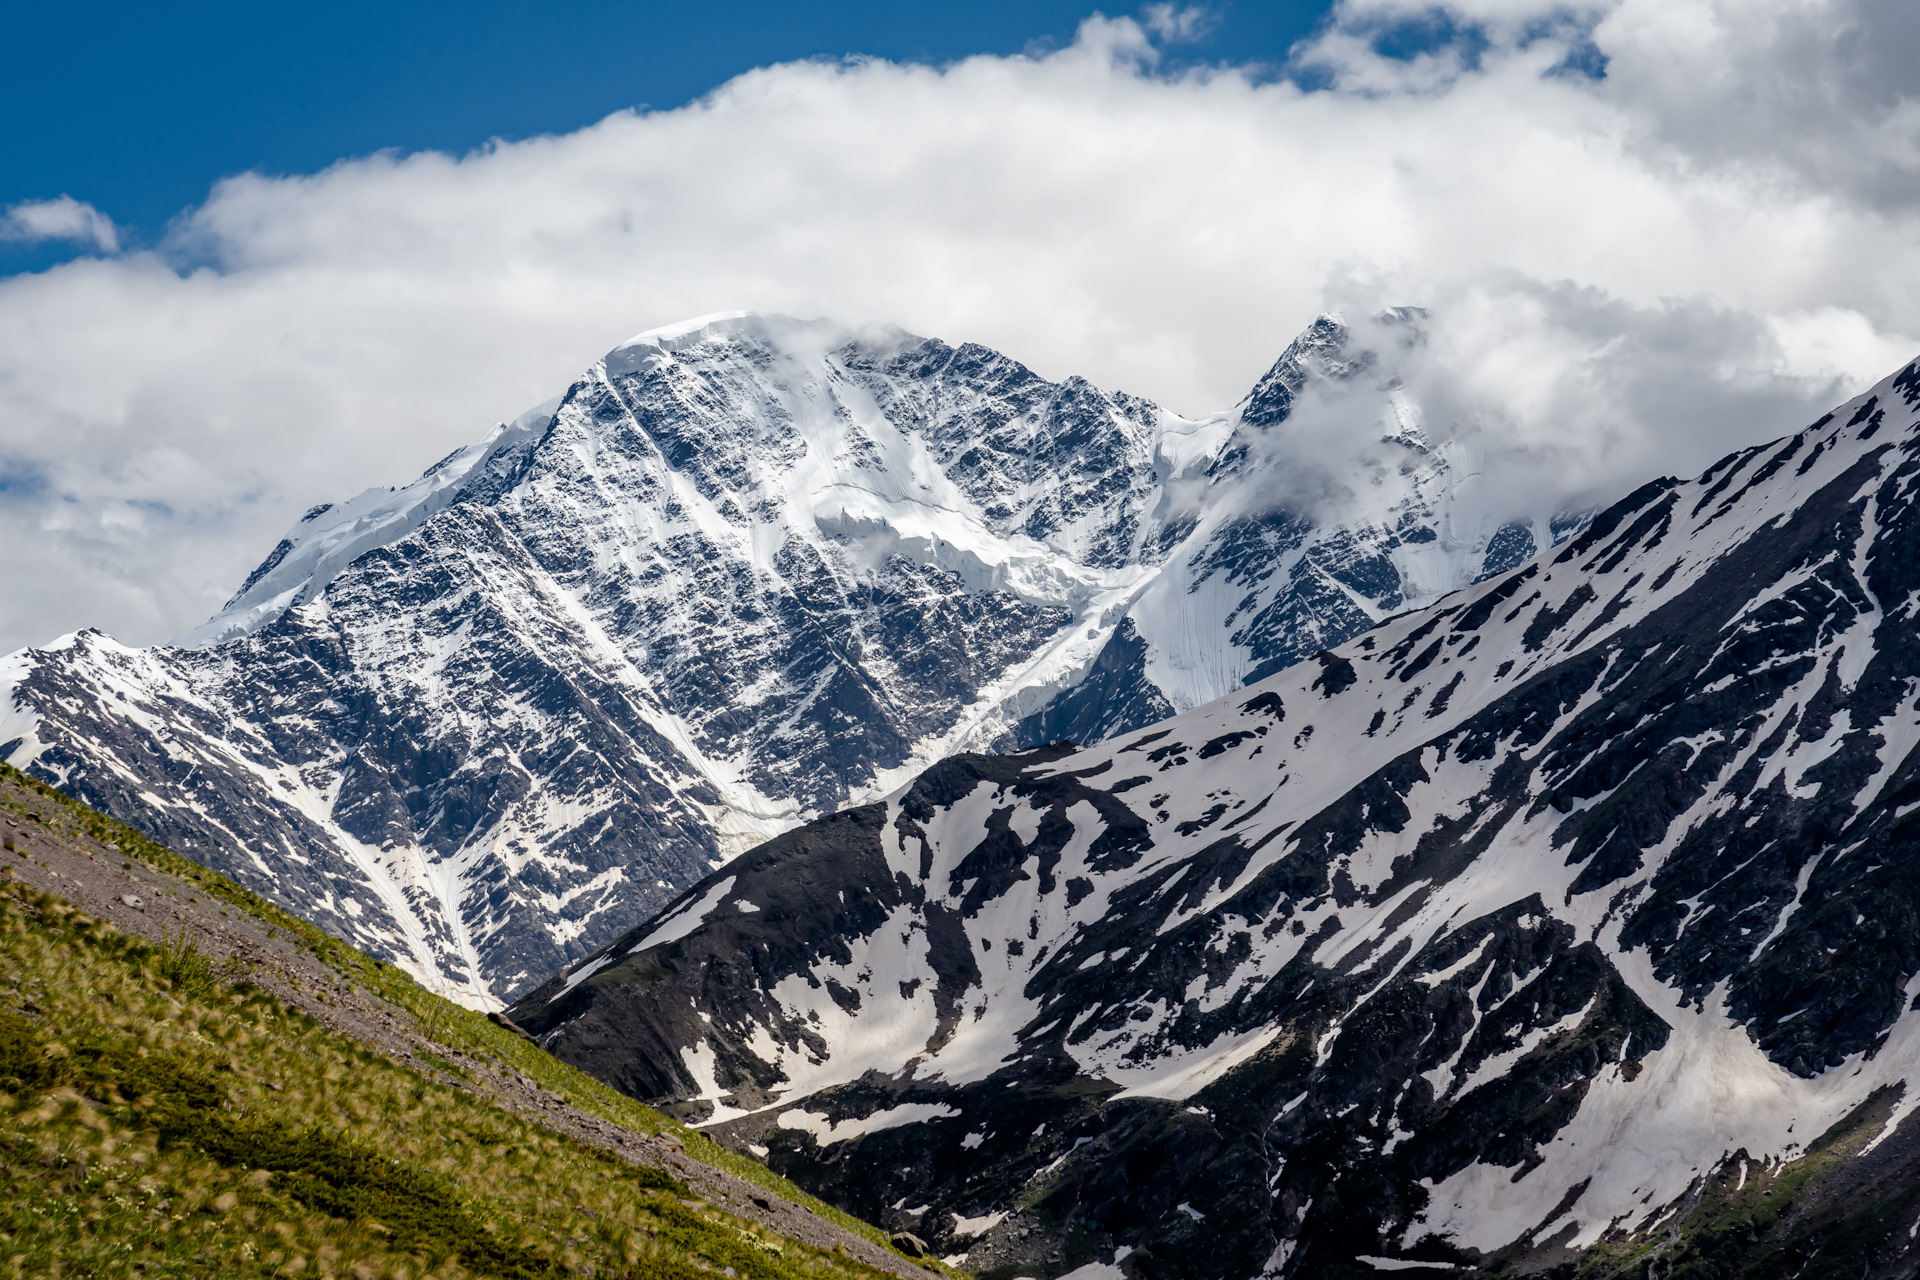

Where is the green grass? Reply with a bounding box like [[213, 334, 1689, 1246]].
[[0, 876, 912, 1280], [143, 929, 228, 1002], [0, 761, 942, 1275]]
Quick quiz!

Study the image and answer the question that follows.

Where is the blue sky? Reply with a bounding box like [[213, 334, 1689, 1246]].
[[2, 1, 1334, 270]]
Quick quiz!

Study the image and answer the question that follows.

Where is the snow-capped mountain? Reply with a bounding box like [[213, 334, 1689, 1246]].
[[0, 312, 1543, 1004], [510, 359, 1920, 1277]]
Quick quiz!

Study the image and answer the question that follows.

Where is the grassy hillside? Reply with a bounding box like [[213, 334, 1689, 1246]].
[[0, 762, 937, 1280]]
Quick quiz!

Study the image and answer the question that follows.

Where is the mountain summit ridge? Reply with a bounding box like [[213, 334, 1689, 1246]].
[[3, 310, 1559, 1004]]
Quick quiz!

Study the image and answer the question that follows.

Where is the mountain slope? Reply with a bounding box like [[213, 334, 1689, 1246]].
[[0, 760, 939, 1280], [0, 312, 1546, 1004], [509, 360, 1920, 1278]]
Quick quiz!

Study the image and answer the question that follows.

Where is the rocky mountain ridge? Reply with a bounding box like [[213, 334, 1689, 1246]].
[[0, 311, 1547, 1004], [510, 356, 1920, 1278]]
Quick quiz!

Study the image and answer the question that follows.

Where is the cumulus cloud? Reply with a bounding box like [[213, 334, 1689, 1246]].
[[0, 0, 1917, 653], [1, 196, 119, 252]]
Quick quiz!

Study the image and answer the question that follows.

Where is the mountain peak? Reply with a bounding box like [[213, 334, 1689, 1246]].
[[7, 311, 1582, 1008]]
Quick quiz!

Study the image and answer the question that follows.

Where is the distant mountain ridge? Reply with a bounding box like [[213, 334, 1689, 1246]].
[[510, 357, 1920, 1278], [1, 311, 1554, 1003]]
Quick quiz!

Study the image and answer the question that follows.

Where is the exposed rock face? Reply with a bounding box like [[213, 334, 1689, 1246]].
[[0, 312, 1543, 1003], [512, 361, 1920, 1277]]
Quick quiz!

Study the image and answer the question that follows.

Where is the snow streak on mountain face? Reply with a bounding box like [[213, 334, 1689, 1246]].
[[0, 313, 1537, 1004], [512, 361, 1920, 1278]]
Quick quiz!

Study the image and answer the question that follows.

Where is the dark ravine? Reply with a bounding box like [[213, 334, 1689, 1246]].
[[0, 310, 1549, 1004], [512, 358, 1920, 1278]]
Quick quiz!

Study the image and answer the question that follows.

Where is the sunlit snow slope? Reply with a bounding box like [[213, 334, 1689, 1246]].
[[513, 360, 1920, 1278], [1, 312, 1543, 1004]]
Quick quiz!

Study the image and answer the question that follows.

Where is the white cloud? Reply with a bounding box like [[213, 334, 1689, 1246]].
[[1142, 4, 1218, 44], [0, 0, 1917, 653], [1, 196, 119, 252]]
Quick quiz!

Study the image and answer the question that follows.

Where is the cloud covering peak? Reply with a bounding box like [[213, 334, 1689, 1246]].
[[1, 0, 1917, 652]]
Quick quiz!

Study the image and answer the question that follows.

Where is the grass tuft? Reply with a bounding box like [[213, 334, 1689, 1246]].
[[143, 929, 225, 1001]]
